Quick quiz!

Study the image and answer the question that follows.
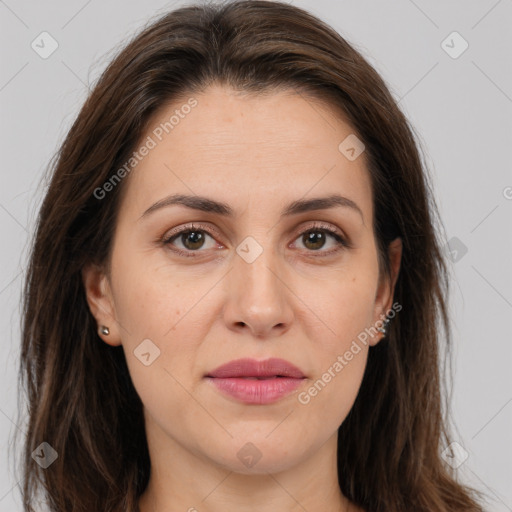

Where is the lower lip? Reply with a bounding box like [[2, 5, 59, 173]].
[[206, 377, 304, 404]]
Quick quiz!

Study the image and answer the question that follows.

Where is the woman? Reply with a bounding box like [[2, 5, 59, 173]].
[[18, 1, 485, 511]]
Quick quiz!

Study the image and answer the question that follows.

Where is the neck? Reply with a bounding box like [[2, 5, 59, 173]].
[[137, 423, 352, 512]]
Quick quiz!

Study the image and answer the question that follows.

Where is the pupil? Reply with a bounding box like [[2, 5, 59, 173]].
[[304, 231, 325, 250], [183, 231, 204, 250]]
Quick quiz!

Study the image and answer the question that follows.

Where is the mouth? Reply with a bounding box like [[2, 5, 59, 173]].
[[206, 357, 305, 379], [205, 358, 306, 404]]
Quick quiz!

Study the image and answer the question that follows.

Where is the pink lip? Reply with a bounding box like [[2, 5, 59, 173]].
[[205, 358, 306, 405], [207, 357, 305, 379]]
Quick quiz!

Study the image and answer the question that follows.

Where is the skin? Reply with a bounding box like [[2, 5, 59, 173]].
[[83, 84, 402, 512]]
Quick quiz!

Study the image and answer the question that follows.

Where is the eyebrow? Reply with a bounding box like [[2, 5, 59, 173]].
[[140, 193, 364, 223]]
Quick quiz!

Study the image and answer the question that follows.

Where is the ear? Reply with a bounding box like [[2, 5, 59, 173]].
[[370, 237, 402, 346], [82, 263, 122, 346]]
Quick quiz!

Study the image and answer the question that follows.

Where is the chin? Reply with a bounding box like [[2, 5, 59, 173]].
[[205, 435, 313, 475]]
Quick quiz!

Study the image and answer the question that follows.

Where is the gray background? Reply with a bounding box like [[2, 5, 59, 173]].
[[1, 0, 511, 510]]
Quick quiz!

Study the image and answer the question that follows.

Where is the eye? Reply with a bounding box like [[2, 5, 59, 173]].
[[162, 223, 220, 257], [291, 222, 350, 256]]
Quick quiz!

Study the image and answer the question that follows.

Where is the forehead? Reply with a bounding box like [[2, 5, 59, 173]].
[[120, 85, 373, 221]]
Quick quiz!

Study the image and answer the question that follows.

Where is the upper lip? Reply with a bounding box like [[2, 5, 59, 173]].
[[206, 358, 305, 379]]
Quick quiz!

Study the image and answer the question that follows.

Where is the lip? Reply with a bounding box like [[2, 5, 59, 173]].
[[205, 358, 306, 405]]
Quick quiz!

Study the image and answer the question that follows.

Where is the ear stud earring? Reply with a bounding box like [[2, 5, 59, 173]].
[[100, 325, 110, 336], [377, 316, 391, 337]]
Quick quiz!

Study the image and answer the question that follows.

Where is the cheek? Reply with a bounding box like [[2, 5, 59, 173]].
[[109, 249, 222, 394], [110, 248, 204, 340], [114, 268, 205, 429], [294, 263, 377, 423], [302, 264, 378, 349], [296, 314, 370, 438]]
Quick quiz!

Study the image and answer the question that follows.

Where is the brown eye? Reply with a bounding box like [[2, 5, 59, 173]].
[[178, 230, 207, 250], [293, 226, 348, 255], [163, 224, 219, 256], [302, 230, 328, 251]]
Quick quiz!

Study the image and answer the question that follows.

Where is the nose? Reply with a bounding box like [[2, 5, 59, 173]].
[[222, 244, 294, 339]]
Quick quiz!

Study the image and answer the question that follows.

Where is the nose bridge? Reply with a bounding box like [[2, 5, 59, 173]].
[[224, 233, 292, 336], [236, 235, 282, 305]]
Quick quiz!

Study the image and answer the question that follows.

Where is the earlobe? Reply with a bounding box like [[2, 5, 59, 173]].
[[81, 263, 122, 346]]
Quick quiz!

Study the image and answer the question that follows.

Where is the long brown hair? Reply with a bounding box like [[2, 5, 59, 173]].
[[17, 1, 485, 510]]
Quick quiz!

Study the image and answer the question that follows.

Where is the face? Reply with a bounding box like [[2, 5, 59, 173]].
[[83, 84, 401, 476]]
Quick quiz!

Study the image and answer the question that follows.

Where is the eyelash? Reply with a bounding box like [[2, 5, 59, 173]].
[[161, 222, 351, 258]]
